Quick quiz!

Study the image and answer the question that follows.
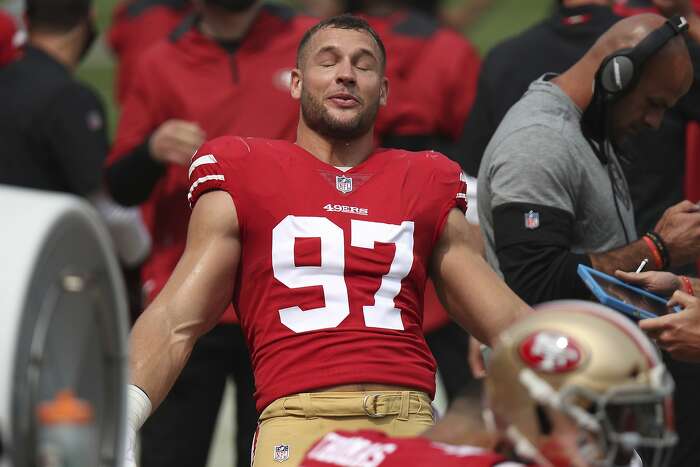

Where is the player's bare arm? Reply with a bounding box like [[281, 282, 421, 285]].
[[430, 208, 531, 347], [130, 190, 240, 409]]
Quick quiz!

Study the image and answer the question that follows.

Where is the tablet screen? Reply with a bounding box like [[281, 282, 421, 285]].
[[595, 276, 669, 317]]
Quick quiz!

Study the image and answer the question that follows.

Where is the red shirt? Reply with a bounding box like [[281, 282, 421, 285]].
[[107, 6, 315, 322], [108, 0, 193, 104], [301, 430, 529, 467], [188, 137, 468, 411], [365, 10, 481, 141]]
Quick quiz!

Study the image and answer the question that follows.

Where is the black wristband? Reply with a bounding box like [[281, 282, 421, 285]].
[[645, 231, 670, 269]]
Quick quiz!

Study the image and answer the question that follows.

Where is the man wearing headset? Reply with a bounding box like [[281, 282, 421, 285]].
[[477, 13, 700, 309]]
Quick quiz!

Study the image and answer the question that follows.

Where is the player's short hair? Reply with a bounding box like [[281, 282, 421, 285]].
[[296, 14, 386, 71], [25, 0, 91, 33]]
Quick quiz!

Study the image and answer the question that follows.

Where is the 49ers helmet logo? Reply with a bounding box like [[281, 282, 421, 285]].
[[519, 331, 583, 373]]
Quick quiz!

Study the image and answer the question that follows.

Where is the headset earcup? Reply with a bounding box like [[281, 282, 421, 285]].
[[599, 55, 635, 95]]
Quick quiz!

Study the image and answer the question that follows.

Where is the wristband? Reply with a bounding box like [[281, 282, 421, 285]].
[[642, 235, 663, 270], [680, 276, 695, 296], [127, 384, 152, 433], [645, 232, 670, 269]]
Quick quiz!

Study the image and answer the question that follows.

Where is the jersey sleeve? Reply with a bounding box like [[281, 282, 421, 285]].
[[431, 154, 469, 243], [187, 136, 251, 213]]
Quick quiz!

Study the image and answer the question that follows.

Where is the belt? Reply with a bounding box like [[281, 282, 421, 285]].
[[260, 391, 432, 421]]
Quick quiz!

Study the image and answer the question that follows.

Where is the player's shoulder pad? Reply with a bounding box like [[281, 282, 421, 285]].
[[192, 136, 255, 167], [188, 136, 255, 208]]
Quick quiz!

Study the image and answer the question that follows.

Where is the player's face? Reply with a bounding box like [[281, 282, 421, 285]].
[[291, 27, 388, 140], [537, 410, 602, 467], [609, 50, 691, 146]]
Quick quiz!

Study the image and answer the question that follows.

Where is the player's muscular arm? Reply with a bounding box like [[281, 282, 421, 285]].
[[129, 190, 240, 409], [430, 209, 532, 346]]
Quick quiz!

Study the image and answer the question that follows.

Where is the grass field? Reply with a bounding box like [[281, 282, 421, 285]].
[[65, 0, 555, 136]]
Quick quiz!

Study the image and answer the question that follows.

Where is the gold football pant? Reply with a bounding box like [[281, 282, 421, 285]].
[[251, 391, 434, 467]]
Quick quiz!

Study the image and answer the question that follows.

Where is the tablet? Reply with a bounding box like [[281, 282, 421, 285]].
[[577, 264, 672, 320]]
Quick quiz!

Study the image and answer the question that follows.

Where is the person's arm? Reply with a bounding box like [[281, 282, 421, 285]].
[[639, 290, 700, 362], [430, 208, 531, 347], [104, 52, 204, 206], [105, 119, 205, 206], [614, 269, 700, 297], [129, 189, 239, 407]]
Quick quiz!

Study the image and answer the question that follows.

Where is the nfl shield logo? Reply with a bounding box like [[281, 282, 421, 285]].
[[524, 210, 540, 230], [335, 175, 353, 194], [273, 444, 289, 463]]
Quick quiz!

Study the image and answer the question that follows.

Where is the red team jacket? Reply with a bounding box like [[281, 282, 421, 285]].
[[107, 5, 315, 322], [365, 10, 480, 141], [300, 430, 530, 467], [188, 137, 468, 410], [108, 0, 192, 103]]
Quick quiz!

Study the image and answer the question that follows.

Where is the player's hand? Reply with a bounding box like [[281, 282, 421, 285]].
[[614, 270, 681, 297], [639, 290, 700, 362], [149, 120, 205, 166], [652, 0, 695, 18], [468, 336, 487, 378], [653, 200, 700, 267]]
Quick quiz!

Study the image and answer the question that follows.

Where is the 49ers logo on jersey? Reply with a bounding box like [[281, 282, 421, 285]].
[[519, 331, 583, 373]]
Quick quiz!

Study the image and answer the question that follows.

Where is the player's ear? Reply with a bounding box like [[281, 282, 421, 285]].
[[290, 68, 302, 101], [380, 76, 389, 107]]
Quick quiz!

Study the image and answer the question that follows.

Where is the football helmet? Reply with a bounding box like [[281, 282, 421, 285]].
[[483, 301, 676, 467]]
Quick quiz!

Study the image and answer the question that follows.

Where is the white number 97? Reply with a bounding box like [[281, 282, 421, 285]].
[[272, 216, 414, 333]]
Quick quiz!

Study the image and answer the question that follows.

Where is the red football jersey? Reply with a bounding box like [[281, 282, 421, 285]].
[[300, 430, 529, 467], [188, 137, 468, 411]]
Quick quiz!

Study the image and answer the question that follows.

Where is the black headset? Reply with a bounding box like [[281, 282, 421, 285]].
[[583, 15, 688, 245], [596, 15, 688, 98]]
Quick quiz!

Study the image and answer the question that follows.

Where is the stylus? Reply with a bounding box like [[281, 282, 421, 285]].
[[635, 258, 649, 273]]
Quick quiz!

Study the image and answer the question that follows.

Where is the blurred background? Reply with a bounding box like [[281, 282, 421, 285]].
[[1, 0, 554, 137]]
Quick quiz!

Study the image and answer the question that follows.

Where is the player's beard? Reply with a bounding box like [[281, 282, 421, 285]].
[[301, 88, 379, 141]]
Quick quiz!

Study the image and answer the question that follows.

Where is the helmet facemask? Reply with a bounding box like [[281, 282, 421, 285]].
[[494, 365, 677, 467]]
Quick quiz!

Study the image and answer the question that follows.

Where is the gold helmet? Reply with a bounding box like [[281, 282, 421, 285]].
[[483, 301, 676, 467]]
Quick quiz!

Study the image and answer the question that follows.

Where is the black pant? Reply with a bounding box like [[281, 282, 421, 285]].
[[425, 321, 473, 402], [140, 324, 257, 467]]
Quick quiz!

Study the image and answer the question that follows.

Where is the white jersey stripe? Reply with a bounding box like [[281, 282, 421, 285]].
[[187, 174, 225, 204], [188, 154, 217, 178]]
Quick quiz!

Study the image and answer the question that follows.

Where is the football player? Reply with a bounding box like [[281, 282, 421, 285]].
[[301, 301, 677, 467], [125, 14, 531, 467]]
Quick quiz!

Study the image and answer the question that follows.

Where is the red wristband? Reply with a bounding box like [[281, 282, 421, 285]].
[[680, 276, 694, 296], [642, 235, 663, 270]]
